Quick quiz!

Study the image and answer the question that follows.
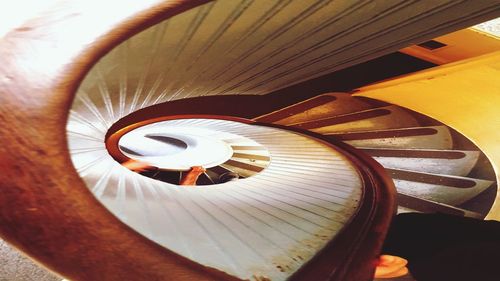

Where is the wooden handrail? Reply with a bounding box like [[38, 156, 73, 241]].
[[269, 123, 397, 281], [104, 98, 397, 280], [0, 1, 242, 280], [0, 1, 395, 280]]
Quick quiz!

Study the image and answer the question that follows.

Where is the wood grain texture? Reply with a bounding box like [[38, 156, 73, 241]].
[[0, 1, 391, 278], [1, 0, 496, 279], [254, 122, 397, 281], [104, 104, 397, 280], [0, 1, 241, 280]]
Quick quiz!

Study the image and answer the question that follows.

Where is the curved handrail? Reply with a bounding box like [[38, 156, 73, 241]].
[[265, 122, 397, 281], [0, 1, 241, 280], [104, 99, 397, 280], [0, 1, 395, 280]]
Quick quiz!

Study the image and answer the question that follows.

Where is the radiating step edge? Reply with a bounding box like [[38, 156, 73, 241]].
[[328, 126, 453, 150], [253, 92, 373, 125], [387, 168, 494, 206], [291, 105, 420, 134], [397, 193, 483, 219], [360, 148, 480, 176]]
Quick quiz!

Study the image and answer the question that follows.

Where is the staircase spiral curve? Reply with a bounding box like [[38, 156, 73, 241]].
[[73, 115, 373, 281], [66, 89, 496, 281], [1, 0, 499, 280]]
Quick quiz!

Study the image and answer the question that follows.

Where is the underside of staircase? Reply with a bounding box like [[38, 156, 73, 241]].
[[104, 93, 496, 220], [64, 90, 496, 281], [1, 1, 499, 281], [255, 93, 496, 217]]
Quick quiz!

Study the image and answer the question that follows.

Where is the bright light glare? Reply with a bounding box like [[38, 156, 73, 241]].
[[0, 0, 60, 38], [473, 17, 500, 38]]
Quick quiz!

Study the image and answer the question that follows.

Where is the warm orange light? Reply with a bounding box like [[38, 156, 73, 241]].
[[179, 166, 206, 186], [399, 27, 500, 65], [122, 159, 156, 172], [374, 255, 409, 279]]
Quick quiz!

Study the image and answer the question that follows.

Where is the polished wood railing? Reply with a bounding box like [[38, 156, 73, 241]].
[[11, 0, 495, 279], [106, 97, 399, 281]]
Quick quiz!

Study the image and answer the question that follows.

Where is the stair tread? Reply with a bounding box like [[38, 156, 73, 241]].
[[361, 148, 480, 176], [396, 193, 483, 219], [292, 105, 420, 134], [387, 168, 493, 206], [329, 126, 453, 149], [254, 92, 373, 125], [387, 168, 493, 186]]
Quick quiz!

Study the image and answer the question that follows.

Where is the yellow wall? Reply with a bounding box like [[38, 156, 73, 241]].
[[355, 51, 500, 220], [400, 28, 500, 65]]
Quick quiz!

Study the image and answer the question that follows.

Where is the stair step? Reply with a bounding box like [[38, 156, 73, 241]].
[[232, 152, 271, 161], [387, 168, 493, 206], [221, 159, 265, 178], [292, 105, 419, 134], [396, 193, 483, 219], [361, 148, 479, 176], [231, 145, 268, 152], [254, 92, 372, 125], [329, 126, 453, 150], [231, 155, 270, 167]]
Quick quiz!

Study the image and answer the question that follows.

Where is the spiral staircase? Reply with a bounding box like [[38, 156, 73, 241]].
[[1, 0, 500, 281], [93, 92, 494, 218], [65, 89, 496, 281], [254, 93, 495, 217], [70, 101, 391, 281]]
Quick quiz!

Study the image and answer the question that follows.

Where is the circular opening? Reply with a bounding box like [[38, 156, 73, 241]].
[[110, 118, 271, 186], [120, 135, 188, 157], [118, 128, 235, 171]]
